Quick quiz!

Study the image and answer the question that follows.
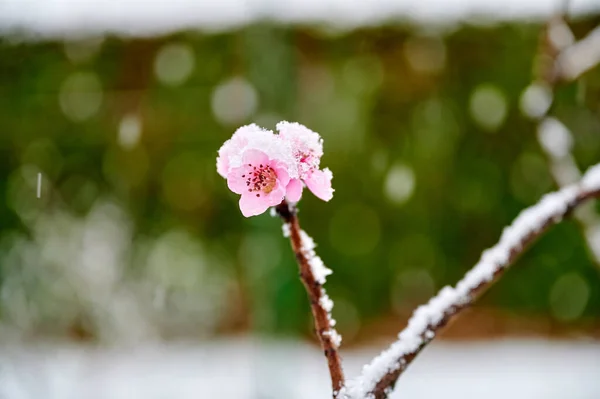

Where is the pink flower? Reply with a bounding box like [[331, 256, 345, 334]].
[[304, 168, 334, 201], [217, 122, 334, 216], [226, 149, 291, 217], [277, 122, 334, 202], [217, 124, 275, 178]]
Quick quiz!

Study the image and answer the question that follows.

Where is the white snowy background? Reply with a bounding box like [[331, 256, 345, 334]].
[[0, 0, 599, 37], [1, 339, 599, 399]]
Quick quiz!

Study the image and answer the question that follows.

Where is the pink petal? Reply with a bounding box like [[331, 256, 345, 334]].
[[227, 165, 252, 194], [285, 179, 303, 202], [238, 183, 286, 217], [272, 161, 291, 187], [239, 193, 271, 217], [305, 169, 334, 201], [242, 149, 269, 166], [263, 183, 286, 207]]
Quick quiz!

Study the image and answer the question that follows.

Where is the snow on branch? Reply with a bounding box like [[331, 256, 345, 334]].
[[341, 163, 600, 399], [554, 25, 600, 82], [275, 200, 345, 397], [536, 116, 600, 262], [521, 17, 600, 265]]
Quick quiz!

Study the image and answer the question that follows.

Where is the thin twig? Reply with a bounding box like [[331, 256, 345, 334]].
[[553, 25, 600, 83], [525, 16, 600, 265], [342, 165, 600, 399], [275, 200, 345, 397]]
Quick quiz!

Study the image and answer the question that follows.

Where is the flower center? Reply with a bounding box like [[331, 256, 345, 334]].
[[243, 163, 277, 196], [296, 151, 317, 177], [297, 150, 312, 164]]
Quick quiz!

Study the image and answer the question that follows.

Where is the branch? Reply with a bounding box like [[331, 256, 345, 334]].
[[554, 25, 600, 83], [522, 17, 600, 265], [275, 200, 345, 397], [342, 164, 600, 399]]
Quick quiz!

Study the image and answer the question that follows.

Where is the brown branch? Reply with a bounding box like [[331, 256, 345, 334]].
[[275, 200, 345, 397], [341, 171, 600, 399], [348, 23, 600, 398], [528, 16, 600, 265], [552, 25, 600, 84]]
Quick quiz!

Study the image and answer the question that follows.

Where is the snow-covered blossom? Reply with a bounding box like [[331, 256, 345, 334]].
[[217, 124, 296, 179], [217, 122, 334, 216], [277, 121, 334, 202], [277, 121, 323, 176]]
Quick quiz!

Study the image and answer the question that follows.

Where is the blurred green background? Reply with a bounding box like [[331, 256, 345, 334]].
[[1, 17, 600, 344]]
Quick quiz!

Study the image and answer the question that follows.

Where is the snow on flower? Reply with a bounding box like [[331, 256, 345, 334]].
[[217, 122, 334, 216], [276, 121, 323, 176], [277, 121, 334, 202], [217, 124, 296, 179]]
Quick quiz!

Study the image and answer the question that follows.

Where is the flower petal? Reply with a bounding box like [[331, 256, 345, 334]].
[[263, 183, 286, 207], [272, 161, 291, 187], [239, 193, 271, 217], [216, 155, 229, 178], [305, 168, 334, 201], [242, 149, 269, 166], [227, 165, 252, 194], [285, 179, 303, 202]]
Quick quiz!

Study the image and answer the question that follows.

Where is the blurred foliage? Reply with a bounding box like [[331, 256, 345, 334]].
[[0, 18, 600, 342]]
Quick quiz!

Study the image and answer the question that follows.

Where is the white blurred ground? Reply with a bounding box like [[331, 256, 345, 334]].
[[0, 338, 598, 399], [1, 0, 600, 38]]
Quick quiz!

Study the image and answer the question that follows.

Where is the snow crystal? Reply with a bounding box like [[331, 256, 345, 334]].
[[581, 163, 600, 192], [320, 294, 334, 313], [324, 329, 342, 348], [343, 164, 600, 399], [300, 230, 332, 284], [309, 256, 332, 285], [537, 117, 573, 158], [294, 229, 342, 351], [282, 223, 291, 238], [300, 230, 316, 250]]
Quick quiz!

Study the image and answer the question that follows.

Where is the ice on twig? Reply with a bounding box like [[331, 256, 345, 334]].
[[324, 329, 342, 348], [342, 163, 600, 399], [299, 230, 332, 284], [536, 116, 600, 264], [556, 26, 600, 81], [581, 163, 600, 191], [282, 223, 291, 238], [320, 293, 334, 313], [295, 228, 340, 350]]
